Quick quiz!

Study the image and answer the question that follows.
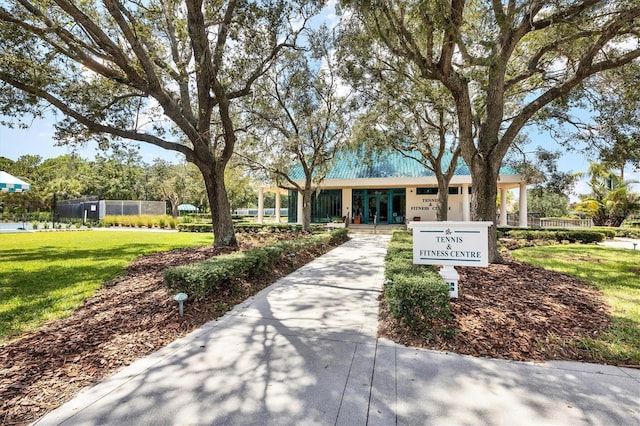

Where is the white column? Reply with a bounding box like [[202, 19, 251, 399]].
[[462, 183, 470, 221], [500, 187, 508, 226], [519, 182, 528, 227], [257, 188, 264, 223], [296, 191, 303, 225], [275, 191, 281, 223]]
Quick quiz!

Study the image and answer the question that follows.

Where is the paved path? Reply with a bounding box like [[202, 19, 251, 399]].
[[598, 237, 640, 251], [35, 235, 639, 425]]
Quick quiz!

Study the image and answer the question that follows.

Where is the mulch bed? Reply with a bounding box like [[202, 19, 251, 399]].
[[378, 254, 611, 362], [0, 234, 325, 426], [0, 242, 614, 425]]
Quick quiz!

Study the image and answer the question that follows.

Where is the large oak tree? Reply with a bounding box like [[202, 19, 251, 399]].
[[239, 27, 353, 231], [0, 0, 324, 247], [339, 0, 640, 260]]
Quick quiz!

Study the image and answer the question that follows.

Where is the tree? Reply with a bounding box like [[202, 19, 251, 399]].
[[148, 159, 190, 218], [574, 162, 640, 226], [85, 148, 146, 200], [338, 1, 640, 261], [578, 62, 640, 177], [352, 75, 461, 221], [0, 0, 323, 248], [509, 147, 578, 217], [224, 163, 255, 214], [239, 27, 353, 231]]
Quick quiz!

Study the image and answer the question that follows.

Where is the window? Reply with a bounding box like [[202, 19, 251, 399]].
[[448, 187, 459, 195], [416, 187, 438, 195], [311, 189, 342, 222]]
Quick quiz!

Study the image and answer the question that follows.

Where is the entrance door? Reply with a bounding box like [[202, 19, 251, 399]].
[[368, 193, 389, 224]]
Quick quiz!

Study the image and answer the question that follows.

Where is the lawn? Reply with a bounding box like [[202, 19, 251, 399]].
[[512, 245, 640, 363], [0, 231, 212, 341]]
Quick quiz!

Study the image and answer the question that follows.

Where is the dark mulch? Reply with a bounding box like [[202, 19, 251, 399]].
[[378, 254, 611, 362], [0, 234, 328, 426]]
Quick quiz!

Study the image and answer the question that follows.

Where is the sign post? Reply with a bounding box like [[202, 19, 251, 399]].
[[410, 221, 493, 298]]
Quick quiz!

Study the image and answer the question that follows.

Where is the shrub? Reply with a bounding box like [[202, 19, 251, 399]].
[[384, 230, 450, 334], [164, 229, 349, 299], [499, 228, 606, 244], [158, 216, 167, 228], [591, 227, 617, 239], [176, 222, 327, 234], [385, 275, 450, 332], [31, 221, 39, 230]]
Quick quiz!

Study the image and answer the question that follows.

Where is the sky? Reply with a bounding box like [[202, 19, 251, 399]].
[[0, 115, 183, 165], [3, 112, 638, 201]]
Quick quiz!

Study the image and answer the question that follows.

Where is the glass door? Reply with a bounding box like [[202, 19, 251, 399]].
[[368, 195, 378, 223], [368, 193, 389, 224]]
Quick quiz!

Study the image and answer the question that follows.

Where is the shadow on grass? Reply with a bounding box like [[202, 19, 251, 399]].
[[2, 243, 178, 263], [0, 263, 127, 339], [0, 243, 190, 340]]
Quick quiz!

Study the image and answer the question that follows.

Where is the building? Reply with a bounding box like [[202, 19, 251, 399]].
[[257, 149, 528, 227]]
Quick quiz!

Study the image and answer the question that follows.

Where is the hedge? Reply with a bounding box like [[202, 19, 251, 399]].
[[384, 230, 450, 334], [177, 222, 326, 233], [497, 227, 606, 243], [385, 275, 451, 332], [164, 229, 348, 299]]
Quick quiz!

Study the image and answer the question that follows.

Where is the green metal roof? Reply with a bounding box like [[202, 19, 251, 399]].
[[289, 149, 518, 180]]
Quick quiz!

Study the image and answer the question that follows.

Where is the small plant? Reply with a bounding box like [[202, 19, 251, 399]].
[[43, 222, 50, 229], [169, 218, 177, 229], [75, 222, 82, 229], [158, 216, 167, 228], [31, 221, 39, 230], [146, 218, 154, 228]]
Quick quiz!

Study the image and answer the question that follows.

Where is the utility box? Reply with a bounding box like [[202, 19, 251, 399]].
[[439, 265, 460, 299]]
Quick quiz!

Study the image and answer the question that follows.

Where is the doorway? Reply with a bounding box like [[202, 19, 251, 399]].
[[367, 192, 388, 224]]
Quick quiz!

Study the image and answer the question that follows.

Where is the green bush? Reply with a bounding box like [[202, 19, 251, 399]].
[[176, 223, 213, 233], [164, 229, 349, 299], [385, 275, 450, 332], [499, 228, 606, 243], [384, 230, 450, 334], [613, 228, 640, 238], [590, 227, 617, 239], [176, 222, 327, 234]]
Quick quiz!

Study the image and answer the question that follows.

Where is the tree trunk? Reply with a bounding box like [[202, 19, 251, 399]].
[[301, 186, 312, 233], [469, 156, 501, 263], [435, 175, 450, 221], [201, 163, 238, 248], [170, 200, 178, 218]]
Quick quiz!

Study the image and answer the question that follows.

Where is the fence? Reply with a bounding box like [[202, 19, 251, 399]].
[[501, 213, 592, 228], [55, 198, 166, 221]]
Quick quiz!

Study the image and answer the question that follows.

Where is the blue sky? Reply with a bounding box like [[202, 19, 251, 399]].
[[3, 112, 638, 200], [0, 115, 182, 165]]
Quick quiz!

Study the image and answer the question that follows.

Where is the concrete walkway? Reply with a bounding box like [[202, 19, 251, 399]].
[[35, 235, 639, 425]]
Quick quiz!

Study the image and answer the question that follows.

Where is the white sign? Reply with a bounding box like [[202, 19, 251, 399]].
[[411, 221, 493, 267]]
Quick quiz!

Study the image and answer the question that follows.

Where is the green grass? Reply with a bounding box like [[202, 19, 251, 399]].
[[0, 231, 212, 341], [512, 245, 640, 363]]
